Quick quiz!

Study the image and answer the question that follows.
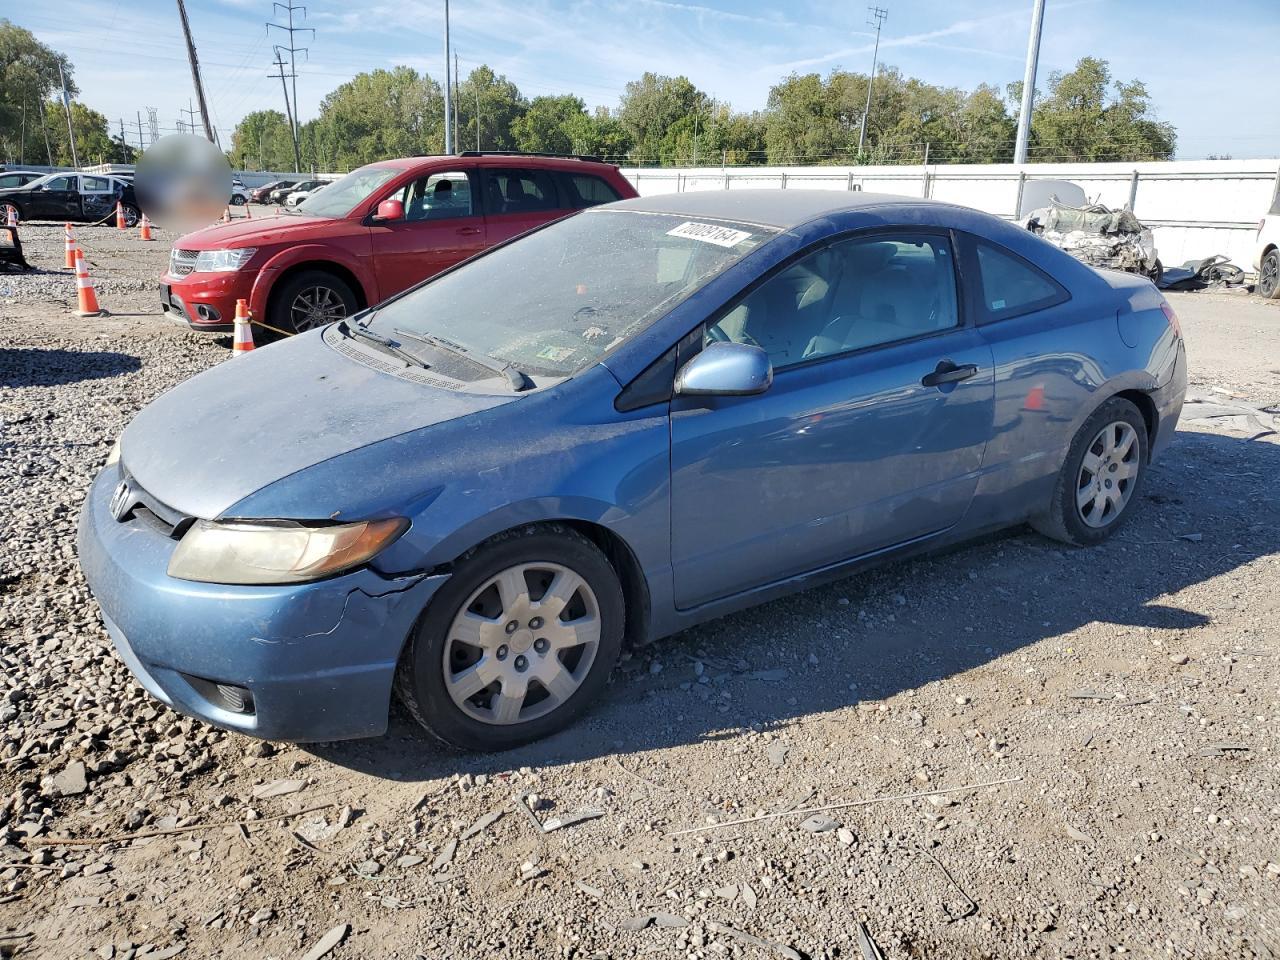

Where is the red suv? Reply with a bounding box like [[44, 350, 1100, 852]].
[[159, 153, 637, 333]]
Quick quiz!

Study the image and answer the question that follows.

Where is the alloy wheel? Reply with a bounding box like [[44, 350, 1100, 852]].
[[1, 203, 17, 224], [289, 285, 348, 331], [1261, 252, 1279, 298], [442, 562, 602, 725], [1076, 421, 1139, 528]]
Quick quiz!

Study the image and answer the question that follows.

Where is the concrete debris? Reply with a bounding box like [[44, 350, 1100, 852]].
[[300, 923, 349, 960], [800, 815, 841, 833], [460, 809, 504, 841], [432, 839, 458, 872], [252, 779, 306, 799], [707, 920, 802, 960], [48, 760, 88, 797]]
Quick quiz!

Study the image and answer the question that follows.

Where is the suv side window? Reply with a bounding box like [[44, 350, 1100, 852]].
[[395, 171, 475, 221], [82, 176, 112, 193], [707, 233, 959, 369], [562, 173, 622, 208], [47, 176, 76, 192], [482, 168, 558, 215], [972, 239, 1068, 321]]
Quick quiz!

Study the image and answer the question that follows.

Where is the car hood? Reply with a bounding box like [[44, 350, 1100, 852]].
[[119, 330, 515, 520], [173, 213, 332, 249]]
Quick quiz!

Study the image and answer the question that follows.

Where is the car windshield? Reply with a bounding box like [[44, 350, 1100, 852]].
[[298, 167, 398, 217], [363, 208, 776, 378]]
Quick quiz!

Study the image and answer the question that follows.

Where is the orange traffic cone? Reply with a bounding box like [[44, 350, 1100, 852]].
[[244, 204, 252, 219], [115, 201, 126, 230], [5, 206, 17, 228], [64, 223, 77, 268], [222, 207, 231, 224], [75, 249, 104, 317], [139, 213, 154, 241], [232, 299, 255, 355]]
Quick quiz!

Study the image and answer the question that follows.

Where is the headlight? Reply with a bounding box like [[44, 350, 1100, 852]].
[[105, 438, 121, 466], [168, 517, 408, 585], [192, 248, 257, 273]]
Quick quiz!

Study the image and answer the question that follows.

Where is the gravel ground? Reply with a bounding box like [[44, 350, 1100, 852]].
[[2, 221, 1279, 960]]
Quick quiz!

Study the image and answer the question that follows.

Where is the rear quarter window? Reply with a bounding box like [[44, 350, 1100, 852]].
[[562, 173, 622, 209], [970, 237, 1070, 323]]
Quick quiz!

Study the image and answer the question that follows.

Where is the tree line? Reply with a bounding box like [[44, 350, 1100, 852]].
[[1, 18, 1176, 174]]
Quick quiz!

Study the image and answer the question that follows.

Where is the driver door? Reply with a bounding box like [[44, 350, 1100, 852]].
[[669, 230, 995, 609], [80, 175, 117, 222], [369, 169, 486, 301], [32, 174, 80, 220]]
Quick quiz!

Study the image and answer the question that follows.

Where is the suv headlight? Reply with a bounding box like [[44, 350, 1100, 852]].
[[168, 517, 408, 585], [193, 248, 257, 273]]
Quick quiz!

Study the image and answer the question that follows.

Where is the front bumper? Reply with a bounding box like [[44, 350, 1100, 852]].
[[76, 467, 447, 741], [159, 271, 249, 333]]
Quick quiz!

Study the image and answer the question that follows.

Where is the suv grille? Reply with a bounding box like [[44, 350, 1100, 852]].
[[169, 248, 198, 277]]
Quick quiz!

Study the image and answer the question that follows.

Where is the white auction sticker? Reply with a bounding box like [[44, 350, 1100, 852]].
[[666, 221, 753, 247]]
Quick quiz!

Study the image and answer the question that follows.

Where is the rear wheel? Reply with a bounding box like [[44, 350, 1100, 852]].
[[269, 269, 358, 335], [120, 203, 140, 228], [1032, 397, 1148, 546], [1260, 249, 1280, 300], [395, 525, 624, 751], [1, 202, 21, 224], [231, 194, 246, 206]]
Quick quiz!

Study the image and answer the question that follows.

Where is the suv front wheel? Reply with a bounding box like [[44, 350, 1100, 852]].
[[269, 269, 358, 335]]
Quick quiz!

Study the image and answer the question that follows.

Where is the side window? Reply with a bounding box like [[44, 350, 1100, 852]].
[[82, 176, 112, 193], [564, 174, 621, 209], [482, 168, 558, 215], [707, 233, 959, 369], [973, 240, 1068, 321], [47, 176, 76, 192], [0, 175, 19, 188], [396, 171, 474, 222]]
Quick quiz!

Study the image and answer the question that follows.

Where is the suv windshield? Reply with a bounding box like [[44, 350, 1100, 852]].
[[363, 209, 775, 378], [298, 167, 398, 218]]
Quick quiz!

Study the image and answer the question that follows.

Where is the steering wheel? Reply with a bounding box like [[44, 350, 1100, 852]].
[[706, 324, 762, 348]]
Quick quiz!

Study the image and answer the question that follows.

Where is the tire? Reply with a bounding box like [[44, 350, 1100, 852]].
[[268, 269, 358, 335], [1, 201, 22, 223], [231, 194, 246, 206], [120, 203, 140, 228], [395, 524, 625, 751], [1147, 258, 1163, 286], [1260, 249, 1280, 300], [1032, 397, 1149, 547]]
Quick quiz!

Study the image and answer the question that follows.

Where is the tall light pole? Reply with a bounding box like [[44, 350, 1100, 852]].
[[443, 0, 453, 155], [857, 7, 888, 155], [1013, 0, 1046, 164]]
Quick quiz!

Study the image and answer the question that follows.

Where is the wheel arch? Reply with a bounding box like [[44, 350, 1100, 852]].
[[1111, 388, 1159, 449], [267, 259, 370, 314]]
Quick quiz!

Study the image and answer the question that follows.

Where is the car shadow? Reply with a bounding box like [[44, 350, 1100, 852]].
[[307, 427, 1279, 781], [0, 348, 142, 387]]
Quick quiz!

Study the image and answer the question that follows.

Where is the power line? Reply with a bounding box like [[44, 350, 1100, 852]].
[[269, 49, 301, 173], [267, 1, 314, 163]]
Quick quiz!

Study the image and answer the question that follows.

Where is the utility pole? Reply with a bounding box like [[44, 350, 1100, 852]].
[[36, 98, 54, 166], [146, 107, 160, 146], [19, 102, 26, 166], [270, 50, 301, 172], [181, 100, 200, 136], [443, 0, 453, 154], [1013, 0, 1046, 164], [57, 62, 79, 168], [453, 50, 460, 154], [134, 111, 146, 153], [175, 0, 216, 141], [858, 6, 887, 155], [268, 2, 313, 160], [475, 84, 481, 151], [118, 118, 128, 161]]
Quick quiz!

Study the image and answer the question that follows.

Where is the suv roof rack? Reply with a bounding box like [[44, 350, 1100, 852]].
[[457, 151, 605, 163]]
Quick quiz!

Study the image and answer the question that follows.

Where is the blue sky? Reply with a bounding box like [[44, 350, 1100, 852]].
[[14, 0, 1280, 161]]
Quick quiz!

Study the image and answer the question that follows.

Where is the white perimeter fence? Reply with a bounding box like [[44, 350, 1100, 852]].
[[621, 159, 1280, 273]]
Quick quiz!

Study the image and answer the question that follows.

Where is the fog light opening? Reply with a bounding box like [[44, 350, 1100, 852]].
[[182, 673, 255, 715]]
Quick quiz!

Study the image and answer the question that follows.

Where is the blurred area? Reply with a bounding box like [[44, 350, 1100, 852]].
[[134, 135, 231, 232]]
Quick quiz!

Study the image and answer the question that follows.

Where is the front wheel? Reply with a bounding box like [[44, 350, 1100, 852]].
[[231, 194, 246, 206], [1260, 249, 1280, 300], [1, 202, 21, 224], [120, 203, 140, 228], [395, 525, 624, 751], [1032, 397, 1148, 546], [269, 269, 358, 335]]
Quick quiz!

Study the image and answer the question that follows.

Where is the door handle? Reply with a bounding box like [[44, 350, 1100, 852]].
[[921, 361, 978, 388], [456, 226, 482, 236]]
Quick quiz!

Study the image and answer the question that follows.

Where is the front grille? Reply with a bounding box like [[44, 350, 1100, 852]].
[[169, 248, 198, 277], [112, 469, 193, 539]]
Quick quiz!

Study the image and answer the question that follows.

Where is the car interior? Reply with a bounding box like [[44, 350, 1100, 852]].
[[709, 237, 959, 368]]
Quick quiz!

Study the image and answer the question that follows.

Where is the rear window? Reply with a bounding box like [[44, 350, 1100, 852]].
[[973, 239, 1069, 321], [563, 173, 622, 208]]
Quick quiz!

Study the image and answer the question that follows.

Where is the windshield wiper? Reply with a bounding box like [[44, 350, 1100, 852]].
[[393, 327, 532, 391], [342, 321, 428, 369]]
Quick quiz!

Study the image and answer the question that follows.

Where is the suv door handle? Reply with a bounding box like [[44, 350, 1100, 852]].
[[456, 226, 482, 236], [921, 361, 979, 388]]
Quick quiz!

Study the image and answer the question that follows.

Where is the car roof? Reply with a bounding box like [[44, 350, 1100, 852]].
[[611, 189, 959, 229], [365, 154, 620, 175]]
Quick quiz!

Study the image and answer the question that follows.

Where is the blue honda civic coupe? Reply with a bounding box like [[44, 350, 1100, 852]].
[[78, 190, 1186, 750]]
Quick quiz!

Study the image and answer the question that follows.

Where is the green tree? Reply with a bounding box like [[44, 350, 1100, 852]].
[[617, 73, 708, 163], [309, 66, 445, 170], [229, 109, 296, 171], [456, 66, 527, 153], [1029, 57, 1175, 161], [0, 19, 75, 164], [511, 94, 585, 155], [37, 100, 116, 166]]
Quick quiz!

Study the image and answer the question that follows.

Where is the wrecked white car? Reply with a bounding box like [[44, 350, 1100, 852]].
[[1027, 199, 1161, 283]]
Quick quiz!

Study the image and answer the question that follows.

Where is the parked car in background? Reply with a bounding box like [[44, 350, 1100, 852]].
[[231, 178, 249, 206], [86, 190, 1186, 749], [264, 181, 300, 204], [158, 153, 636, 332], [250, 180, 294, 203], [284, 180, 328, 206], [0, 170, 44, 189], [0, 172, 140, 226], [1254, 196, 1280, 299]]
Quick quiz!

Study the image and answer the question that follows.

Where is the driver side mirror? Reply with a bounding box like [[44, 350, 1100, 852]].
[[675, 341, 773, 397], [373, 198, 404, 222]]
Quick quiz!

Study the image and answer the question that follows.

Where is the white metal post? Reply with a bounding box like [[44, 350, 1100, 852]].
[[1013, 0, 1046, 164]]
